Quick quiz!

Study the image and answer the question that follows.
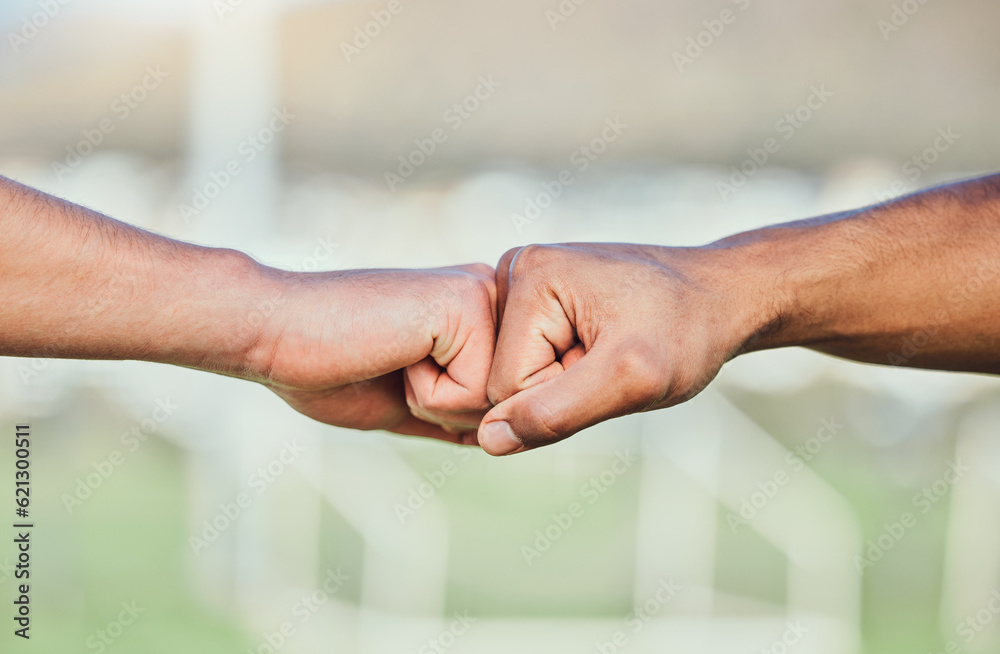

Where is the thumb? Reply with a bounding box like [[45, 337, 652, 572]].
[[477, 341, 663, 456]]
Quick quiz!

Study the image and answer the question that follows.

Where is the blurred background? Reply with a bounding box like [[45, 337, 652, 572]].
[[1, 0, 999, 652]]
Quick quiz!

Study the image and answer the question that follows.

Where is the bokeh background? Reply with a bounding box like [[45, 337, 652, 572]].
[[1, 0, 1000, 652]]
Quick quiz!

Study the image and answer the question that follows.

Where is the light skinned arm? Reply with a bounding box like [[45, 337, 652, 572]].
[[0, 175, 496, 444], [480, 173, 1000, 455]]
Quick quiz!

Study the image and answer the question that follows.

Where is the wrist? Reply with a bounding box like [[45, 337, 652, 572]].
[[711, 239, 800, 356], [650, 242, 793, 361], [228, 255, 292, 384], [173, 246, 285, 382], [703, 215, 863, 356]]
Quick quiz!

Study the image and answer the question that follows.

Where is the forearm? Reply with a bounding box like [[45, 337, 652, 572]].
[[0, 176, 270, 378], [716, 173, 1000, 373], [0, 176, 495, 440], [480, 173, 1000, 453]]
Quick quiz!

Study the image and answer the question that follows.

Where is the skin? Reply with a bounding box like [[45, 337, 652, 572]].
[[0, 175, 495, 445], [3, 172, 999, 457], [479, 173, 1000, 455]]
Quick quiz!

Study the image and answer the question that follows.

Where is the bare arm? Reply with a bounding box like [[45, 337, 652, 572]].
[[481, 173, 1000, 455], [0, 176, 496, 444], [728, 174, 1000, 371], [1, 177, 270, 373]]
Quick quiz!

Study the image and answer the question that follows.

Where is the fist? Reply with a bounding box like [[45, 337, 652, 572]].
[[478, 243, 757, 455]]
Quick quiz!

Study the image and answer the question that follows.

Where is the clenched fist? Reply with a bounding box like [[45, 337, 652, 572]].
[[4, 172, 1000, 455], [254, 264, 498, 444], [478, 243, 771, 455]]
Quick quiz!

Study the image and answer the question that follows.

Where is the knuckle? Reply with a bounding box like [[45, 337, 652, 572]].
[[412, 366, 491, 414], [406, 370, 437, 411], [487, 361, 545, 407], [486, 375, 512, 407], [407, 398, 449, 426], [509, 243, 555, 275], [466, 262, 495, 279], [406, 380, 428, 412], [414, 387, 463, 414], [406, 389, 430, 418], [451, 268, 495, 313], [497, 247, 521, 278], [417, 392, 446, 413], [613, 343, 668, 408], [468, 273, 496, 311], [521, 395, 565, 444], [465, 386, 492, 412]]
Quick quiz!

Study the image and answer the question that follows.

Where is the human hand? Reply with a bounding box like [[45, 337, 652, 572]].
[[247, 264, 497, 445], [478, 243, 772, 455], [7, 171, 998, 452]]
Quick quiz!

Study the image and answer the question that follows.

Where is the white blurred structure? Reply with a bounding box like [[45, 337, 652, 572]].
[[5, 142, 999, 652], [2, 1, 999, 647]]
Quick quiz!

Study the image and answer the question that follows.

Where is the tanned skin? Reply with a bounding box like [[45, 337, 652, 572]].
[[2, 173, 998, 456], [480, 174, 1000, 454], [0, 175, 496, 445]]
